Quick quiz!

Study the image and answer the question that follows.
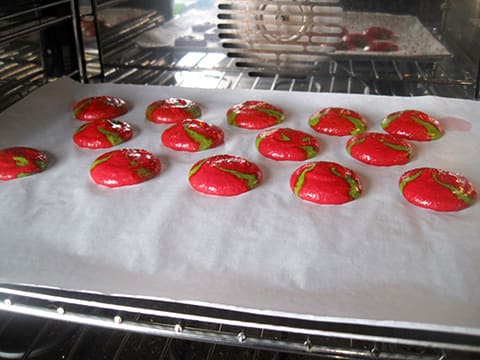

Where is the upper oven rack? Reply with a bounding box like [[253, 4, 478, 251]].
[[1, 285, 480, 359], [0, 0, 87, 112], [78, 0, 479, 99], [95, 42, 476, 99], [0, 41, 47, 111]]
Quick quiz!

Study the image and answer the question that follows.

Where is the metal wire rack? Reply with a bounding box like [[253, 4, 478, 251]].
[[0, 0, 85, 112], [71, 0, 476, 99], [94, 41, 476, 100], [0, 41, 48, 111]]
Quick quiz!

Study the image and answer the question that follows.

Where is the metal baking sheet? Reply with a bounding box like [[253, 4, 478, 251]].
[[0, 78, 479, 335], [137, 10, 450, 60], [335, 12, 450, 58]]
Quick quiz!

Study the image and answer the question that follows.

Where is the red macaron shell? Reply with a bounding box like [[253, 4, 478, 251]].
[[364, 41, 399, 52], [362, 26, 394, 40], [399, 167, 477, 212], [72, 96, 128, 121], [227, 100, 285, 130], [90, 148, 161, 188], [146, 98, 201, 124], [161, 119, 224, 152], [188, 154, 262, 196], [308, 107, 368, 136], [340, 33, 372, 49], [290, 161, 362, 205], [346, 132, 413, 166], [73, 119, 133, 149], [0, 147, 48, 181], [256, 128, 320, 161], [382, 110, 444, 141]]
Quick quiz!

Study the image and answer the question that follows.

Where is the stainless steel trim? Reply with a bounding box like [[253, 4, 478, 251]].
[[0, 302, 452, 359], [1, 286, 480, 355]]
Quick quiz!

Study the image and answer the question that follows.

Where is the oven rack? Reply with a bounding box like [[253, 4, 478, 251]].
[[80, 0, 165, 81], [0, 0, 86, 113], [94, 42, 476, 99], [0, 41, 47, 111], [1, 285, 480, 360], [77, 0, 479, 99], [76, 0, 480, 99]]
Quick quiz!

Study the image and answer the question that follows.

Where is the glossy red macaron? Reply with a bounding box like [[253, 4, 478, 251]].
[[146, 98, 201, 124], [227, 100, 285, 130], [0, 146, 48, 181], [340, 33, 372, 49], [72, 96, 128, 121], [346, 132, 413, 166], [309, 107, 368, 136], [161, 119, 224, 152], [73, 119, 133, 149], [364, 41, 399, 52], [256, 127, 319, 161], [382, 110, 444, 141], [90, 148, 161, 188], [290, 161, 362, 205], [362, 26, 394, 40], [399, 167, 477, 212], [188, 154, 262, 196]]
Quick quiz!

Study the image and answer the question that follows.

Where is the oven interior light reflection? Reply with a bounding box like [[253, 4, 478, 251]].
[[175, 52, 230, 88]]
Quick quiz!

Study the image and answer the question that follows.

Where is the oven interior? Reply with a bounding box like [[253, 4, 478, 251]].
[[1, 0, 480, 358], [84, 0, 480, 99]]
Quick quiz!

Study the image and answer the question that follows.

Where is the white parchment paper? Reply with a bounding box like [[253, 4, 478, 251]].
[[1, 78, 479, 334]]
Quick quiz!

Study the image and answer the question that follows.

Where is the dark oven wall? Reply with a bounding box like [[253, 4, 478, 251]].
[[342, 0, 442, 17]]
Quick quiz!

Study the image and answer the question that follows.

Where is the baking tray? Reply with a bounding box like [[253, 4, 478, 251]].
[[334, 12, 451, 59], [0, 78, 479, 335]]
